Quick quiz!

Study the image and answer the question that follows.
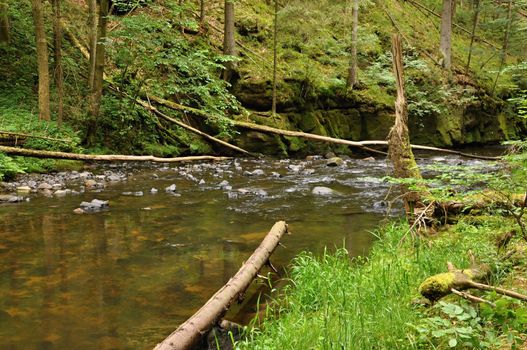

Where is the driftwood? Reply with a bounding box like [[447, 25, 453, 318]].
[[154, 221, 289, 350], [0, 146, 230, 163]]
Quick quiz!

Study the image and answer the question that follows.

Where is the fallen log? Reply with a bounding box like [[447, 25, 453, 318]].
[[154, 221, 289, 350], [0, 146, 231, 163], [419, 261, 527, 302], [136, 98, 253, 156], [0, 131, 72, 143]]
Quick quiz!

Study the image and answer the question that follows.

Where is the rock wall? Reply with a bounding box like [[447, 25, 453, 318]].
[[233, 81, 526, 156]]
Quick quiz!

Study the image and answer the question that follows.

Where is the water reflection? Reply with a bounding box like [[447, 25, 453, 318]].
[[0, 154, 494, 349]]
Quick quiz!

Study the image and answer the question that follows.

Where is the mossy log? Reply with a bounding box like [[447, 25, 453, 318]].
[[419, 266, 490, 301]]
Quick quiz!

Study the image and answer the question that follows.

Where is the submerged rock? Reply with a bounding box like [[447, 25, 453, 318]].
[[79, 199, 109, 212], [312, 186, 335, 196], [0, 195, 24, 203], [165, 184, 177, 193]]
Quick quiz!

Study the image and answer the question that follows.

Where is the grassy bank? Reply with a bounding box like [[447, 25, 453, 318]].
[[239, 217, 526, 349]]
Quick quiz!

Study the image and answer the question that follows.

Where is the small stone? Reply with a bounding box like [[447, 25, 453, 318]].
[[142, 207, 152, 211], [219, 180, 230, 190], [16, 186, 31, 194], [54, 189, 70, 197], [107, 175, 121, 182], [251, 169, 265, 176], [73, 208, 84, 214], [302, 168, 315, 175], [52, 183, 63, 190], [270, 172, 281, 178], [362, 157, 375, 162], [254, 189, 268, 197], [79, 199, 109, 212], [165, 184, 177, 193], [198, 179, 206, 185], [38, 183, 53, 191], [312, 186, 334, 196], [326, 157, 344, 167], [84, 179, 98, 188], [324, 152, 336, 159], [150, 188, 159, 194]]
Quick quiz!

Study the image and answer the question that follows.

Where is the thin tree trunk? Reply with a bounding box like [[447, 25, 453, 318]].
[[0, 2, 9, 44], [88, 0, 109, 144], [388, 34, 423, 215], [51, 0, 63, 127], [87, 0, 97, 90], [440, 0, 453, 70], [154, 221, 289, 350], [271, 0, 278, 115], [199, 0, 205, 28], [466, 0, 480, 72], [222, 0, 236, 82], [0, 146, 231, 163], [346, 0, 359, 90], [491, 0, 514, 95], [31, 0, 51, 121]]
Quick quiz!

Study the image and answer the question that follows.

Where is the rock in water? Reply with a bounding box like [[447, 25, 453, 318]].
[[326, 157, 344, 167], [0, 195, 24, 203], [79, 199, 109, 213], [312, 186, 334, 196], [165, 184, 177, 193]]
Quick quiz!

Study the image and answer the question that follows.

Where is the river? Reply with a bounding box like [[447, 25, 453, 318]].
[[0, 152, 499, 349]]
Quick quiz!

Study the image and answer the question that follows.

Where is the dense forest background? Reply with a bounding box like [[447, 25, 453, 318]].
[[0, 0, 526, 166]]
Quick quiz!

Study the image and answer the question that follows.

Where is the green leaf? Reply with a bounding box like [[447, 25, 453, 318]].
[[448, 338, 457, 348]]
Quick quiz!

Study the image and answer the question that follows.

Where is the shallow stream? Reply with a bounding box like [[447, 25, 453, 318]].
[[0, 152, 499, 349]]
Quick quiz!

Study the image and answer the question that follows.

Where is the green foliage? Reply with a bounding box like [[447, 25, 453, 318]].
[[108, 8, 239, 138], [410, 301, 503, 349], [0, 153, 25, 180]]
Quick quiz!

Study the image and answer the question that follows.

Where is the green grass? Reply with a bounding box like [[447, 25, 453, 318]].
[[239, 216, 524, 349]]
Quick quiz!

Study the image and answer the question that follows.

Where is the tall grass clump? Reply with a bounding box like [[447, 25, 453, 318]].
[[239, 217, 512, 349]]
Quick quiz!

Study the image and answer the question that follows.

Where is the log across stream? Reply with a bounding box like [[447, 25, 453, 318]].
[[0, 153, 502, 349]]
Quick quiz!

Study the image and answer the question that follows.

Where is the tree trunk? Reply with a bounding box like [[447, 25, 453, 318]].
[[346, 0, 359, 90], [0, 3, 10, 44], [466, 0, 480, 72], [491, 0, 514, 95], [31, 0, 51, 121], [388, 34, 423, 215], [199, 0, 205, 28], [154, 221, 289, 350], [87, 0, 97, 90], [222, 0, 236, 82], [51, 0, 63, 126], [0, 146, 231, 163], [271, 0, 278, 115], [88, 0, 109, 144], [440, 0, 453, 70]]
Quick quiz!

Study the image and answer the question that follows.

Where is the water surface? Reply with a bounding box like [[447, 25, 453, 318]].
[[0, 154, 496, 349]]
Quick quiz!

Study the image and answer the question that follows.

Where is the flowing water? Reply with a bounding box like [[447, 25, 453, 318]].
[[0, 153, 500, 349]]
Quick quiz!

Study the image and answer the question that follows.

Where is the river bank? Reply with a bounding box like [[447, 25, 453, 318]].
[[237, 147, 527, 349]]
